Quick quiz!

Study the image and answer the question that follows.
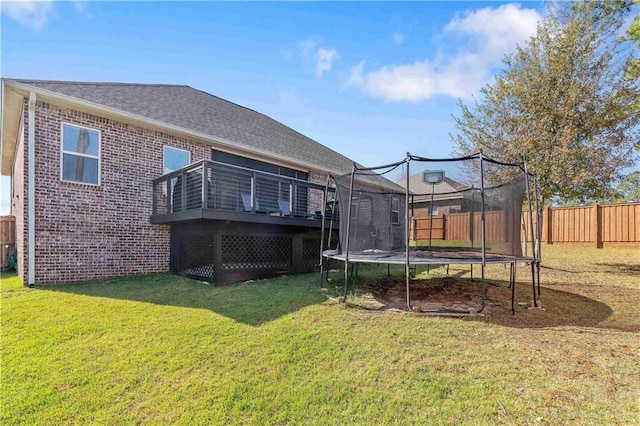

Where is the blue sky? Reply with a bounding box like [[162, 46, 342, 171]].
[[0, 1, 546, 214]]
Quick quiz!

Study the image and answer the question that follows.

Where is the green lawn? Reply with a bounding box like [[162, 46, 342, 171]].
[[2, 245, 639, 424]]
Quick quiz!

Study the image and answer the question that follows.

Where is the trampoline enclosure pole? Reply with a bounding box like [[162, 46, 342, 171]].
[[510, 263, 516, 315], [479, 151, 487, 312], [534, 174, 542, 296], [405, 156, 411, 311], [342, 165, 356, 300], [319, 175, 330, 288], [523, 158, 537, 307]]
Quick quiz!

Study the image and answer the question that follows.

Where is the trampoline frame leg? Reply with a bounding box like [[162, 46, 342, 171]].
[[536, 260, 541, 297], [531, 261, 537, 307], [510, 262, 516, 315], [342, 261, 349, 300]]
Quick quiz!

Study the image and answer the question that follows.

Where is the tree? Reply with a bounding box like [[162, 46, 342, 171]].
[[552, 170, 640, 205], [451, 1, 639, 204], [626, 0, 640, 146], [625, 0, 640, 82], [612, 170, 640, 201]]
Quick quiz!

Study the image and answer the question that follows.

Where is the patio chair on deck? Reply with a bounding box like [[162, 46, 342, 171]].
[[241, 193, 281, 215], [278, 200, 315, 219]]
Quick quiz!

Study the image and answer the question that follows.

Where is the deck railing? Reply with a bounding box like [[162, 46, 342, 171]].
[[152, 160, 334, 219]]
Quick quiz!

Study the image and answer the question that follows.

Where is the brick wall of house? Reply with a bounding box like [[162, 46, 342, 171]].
[[11, 102, 27, 283], [28, 101, 211, 284]]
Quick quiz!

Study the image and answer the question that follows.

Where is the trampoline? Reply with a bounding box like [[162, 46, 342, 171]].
[[318, 152, 543, 315]]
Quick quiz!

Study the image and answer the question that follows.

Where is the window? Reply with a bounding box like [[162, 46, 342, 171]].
[[211, 150, 308, 180], [61, 123, 100, 185], [163, 146, 190, 174], [391, 197, 400, 225], [163, 146, 191, 204]]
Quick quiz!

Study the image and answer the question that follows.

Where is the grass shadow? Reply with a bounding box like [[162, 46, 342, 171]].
[[595, 262, 640, 277], [42, 272, 326, 326], [482, 281, 625, 330]]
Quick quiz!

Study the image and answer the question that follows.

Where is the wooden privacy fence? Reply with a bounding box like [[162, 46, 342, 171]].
[[411, 202, 640, 248], [540, 202, 640, 248], [411, 211, 519, 243], [1, 216, 16, 270], [411, 215, 445, 240]]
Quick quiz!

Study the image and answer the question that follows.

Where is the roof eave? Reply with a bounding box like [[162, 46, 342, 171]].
[[2, 79, 348, 177], [1, 81, 28, 176]]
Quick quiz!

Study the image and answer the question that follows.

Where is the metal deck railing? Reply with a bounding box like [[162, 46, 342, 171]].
[[152, 160, 335, 219]]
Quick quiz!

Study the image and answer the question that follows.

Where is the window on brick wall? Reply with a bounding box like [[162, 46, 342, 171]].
[[163, 146, 191, 202], [61, 123, 101, 185], [163, 146, 191, 175]]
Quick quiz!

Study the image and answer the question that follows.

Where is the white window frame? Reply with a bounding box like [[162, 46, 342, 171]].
[[60, 122, 101, 186], [163, 146, 191, 175]]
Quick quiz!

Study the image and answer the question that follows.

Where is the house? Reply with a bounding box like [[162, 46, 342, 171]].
[[0, 78, 392, 285], [402, 170, 478, 218]]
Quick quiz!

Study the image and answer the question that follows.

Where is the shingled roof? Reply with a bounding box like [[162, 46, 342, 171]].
[[400, 170, 469, 201], [5, 79, 370, 179]]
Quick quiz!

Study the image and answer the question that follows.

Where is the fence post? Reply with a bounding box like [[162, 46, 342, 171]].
[[411, 217, 416, 242], [442, 214, 446, 240], [543, 207, 552, 244], [592, 204, 603, 248]]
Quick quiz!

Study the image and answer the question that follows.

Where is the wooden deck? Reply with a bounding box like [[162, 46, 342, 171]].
[[151, 160, 340, 284]]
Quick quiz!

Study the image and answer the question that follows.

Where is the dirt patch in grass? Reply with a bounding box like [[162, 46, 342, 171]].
[[343, 245, 639, 332], [354, 276, 486, 313]]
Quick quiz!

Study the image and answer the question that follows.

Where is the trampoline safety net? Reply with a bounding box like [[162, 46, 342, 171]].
[[332, 155, 529, 259], [334, 171, 407, 253]]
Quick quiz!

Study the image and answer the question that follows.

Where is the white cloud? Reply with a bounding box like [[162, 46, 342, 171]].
[[71, 1, 92, 18], [393, 32, 404, 45], [444, 3, 540, 62], [346, 4, 541, 102], [315, 48, 339, 79], [1, 0, 54, 30], [297, 39, 339, 79], [298, 38, 318, 61]]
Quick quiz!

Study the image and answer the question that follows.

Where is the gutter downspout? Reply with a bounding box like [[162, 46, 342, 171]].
[[0, 79, 7, 214], [27, 92, 36, 287]]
